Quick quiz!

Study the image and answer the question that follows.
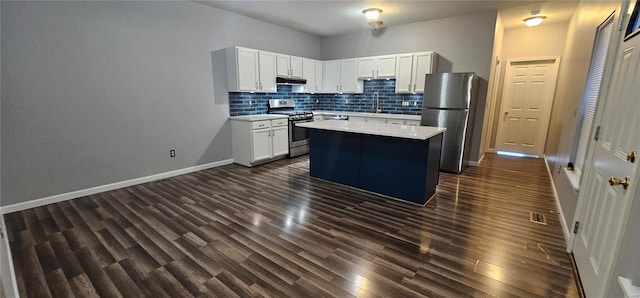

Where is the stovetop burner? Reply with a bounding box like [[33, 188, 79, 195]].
[[267, 99, 313, 120], [270, 110, 313, 116]]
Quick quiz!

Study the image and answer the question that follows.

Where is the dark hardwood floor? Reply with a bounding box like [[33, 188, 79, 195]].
[[5, 154, 580, 297]]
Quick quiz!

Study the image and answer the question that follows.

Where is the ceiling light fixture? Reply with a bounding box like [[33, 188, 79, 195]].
[[524, 10, 546, 27], [369, 21, 384, 30], [363, 8, 382, 20]]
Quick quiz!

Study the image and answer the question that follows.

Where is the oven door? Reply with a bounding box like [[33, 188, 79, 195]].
[[290, 119, 313, 147]]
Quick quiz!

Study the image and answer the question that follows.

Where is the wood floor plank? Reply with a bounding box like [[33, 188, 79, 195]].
[[6, 154, 581, 297]]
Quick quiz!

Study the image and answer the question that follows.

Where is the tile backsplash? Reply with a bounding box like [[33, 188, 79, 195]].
[[228, 79, 423, 116]]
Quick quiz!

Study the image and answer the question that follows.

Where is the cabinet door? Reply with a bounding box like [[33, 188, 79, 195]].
[[395, 54, 414, 93], [251, 128, 272, 162], [290, 56, 303, 78], [258, 52, 277, 92], [357, 57, 376, 79], [276, 54, 290, 77], [302, 58, 316, 93], [314, 60, 324, 92], [377, 55, 397, 78], [237, 48, 259, 91], [271, 126, 289, 157], [323, 60, 340, 93], [340, 59, 358, 93], [412, 52, 433, 93]]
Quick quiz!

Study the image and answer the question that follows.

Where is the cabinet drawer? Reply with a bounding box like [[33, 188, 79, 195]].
[[271, 119, 288, 127], [387, 119, 404, 125], [252, 120, 271, 129], [406, 120, 421, 126]]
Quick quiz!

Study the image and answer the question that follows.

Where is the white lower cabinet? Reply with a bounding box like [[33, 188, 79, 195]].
[[231, 118, 289, 167]]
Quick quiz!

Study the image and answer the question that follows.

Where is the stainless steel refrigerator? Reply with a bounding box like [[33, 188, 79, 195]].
[[420, 72, 479, 174]]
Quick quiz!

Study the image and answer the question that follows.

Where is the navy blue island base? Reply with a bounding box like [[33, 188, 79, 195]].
[[307, 129, 443, 205]]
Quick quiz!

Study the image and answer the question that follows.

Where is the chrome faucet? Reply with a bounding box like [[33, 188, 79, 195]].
[[372, 91, 381, 113]]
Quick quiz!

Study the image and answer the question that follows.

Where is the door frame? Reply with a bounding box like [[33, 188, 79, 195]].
[[495, 56, 561, 156], [483, 56, 502, 154]]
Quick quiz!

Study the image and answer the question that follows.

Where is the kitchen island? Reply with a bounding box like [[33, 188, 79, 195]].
[[296, 120, 446, 204]]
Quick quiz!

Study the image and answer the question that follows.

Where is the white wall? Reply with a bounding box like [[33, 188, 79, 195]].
[[0, 1, 321, 206], [321, 11, 497, 79], [546, 1, 618, 233]]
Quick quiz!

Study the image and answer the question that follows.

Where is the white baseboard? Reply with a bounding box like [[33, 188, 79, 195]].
[[544, 156, 572, 251], [0, 213, 19, 298], [486, 148, 497, 154], [467, 154, 485, 167], [1, 159, 234, 214]]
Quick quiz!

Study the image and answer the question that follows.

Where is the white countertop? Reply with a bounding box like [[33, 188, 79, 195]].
[[229, 114, 288, 121], [297, 120, 445, 140], [312, 110, 421, 121]]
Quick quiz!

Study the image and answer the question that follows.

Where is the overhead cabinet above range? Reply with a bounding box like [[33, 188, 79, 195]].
[[358, 55, 397, 79], [276, 54, 303, 78], [226, 47, 277, 92]]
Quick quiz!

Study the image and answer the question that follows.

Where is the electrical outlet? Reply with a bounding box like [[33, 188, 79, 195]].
[[170, 150, 176, 157]]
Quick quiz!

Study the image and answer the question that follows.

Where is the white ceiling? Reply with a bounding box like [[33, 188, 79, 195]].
[[197, 1, 580, 37]]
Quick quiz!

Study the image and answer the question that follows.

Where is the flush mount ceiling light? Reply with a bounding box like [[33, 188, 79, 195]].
[[524, 10, 546, 27], [363, 8, 382, 20]]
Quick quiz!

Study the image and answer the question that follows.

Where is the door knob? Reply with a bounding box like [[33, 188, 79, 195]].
[[609, 176, 630, 190], [627, 150, 637, 163], [504, 111, 509, 115]]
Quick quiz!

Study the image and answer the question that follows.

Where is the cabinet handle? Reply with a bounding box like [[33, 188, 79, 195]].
[[377, 69, 379, 77], [337, 85, 339, 91], [316, 85, 318, 91], [413, 84, 416, 91], [372, 70, 375, 77], [340, 85, 343, 91], [256, 82, 259, 89], [409, 84, 411, 91], [260, 82, 263, 90]]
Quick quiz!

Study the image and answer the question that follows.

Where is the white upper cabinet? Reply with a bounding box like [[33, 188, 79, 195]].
[[227, 47, 276, 92], [300, 58, 323, 93], [314, 60, 324, 92], [258, 52, 277, 92], [395, 51, 437, 94], [357, 55, 397, 79], [228, 46, 435, 95], [323, 60, 341, 93], [276, 54, 303, 78], [395, 54, 414, 93], [323, 59, 363, 93]]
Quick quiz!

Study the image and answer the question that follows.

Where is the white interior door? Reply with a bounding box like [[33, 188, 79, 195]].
[[573, 18, 640, 297], [495, 58, 560, 156]]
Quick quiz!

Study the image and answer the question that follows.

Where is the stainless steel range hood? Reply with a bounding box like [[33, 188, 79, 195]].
[[276, 77, 307, 85]]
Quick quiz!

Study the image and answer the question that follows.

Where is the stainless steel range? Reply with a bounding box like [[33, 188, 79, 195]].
[[268, 99, 314, 157]]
